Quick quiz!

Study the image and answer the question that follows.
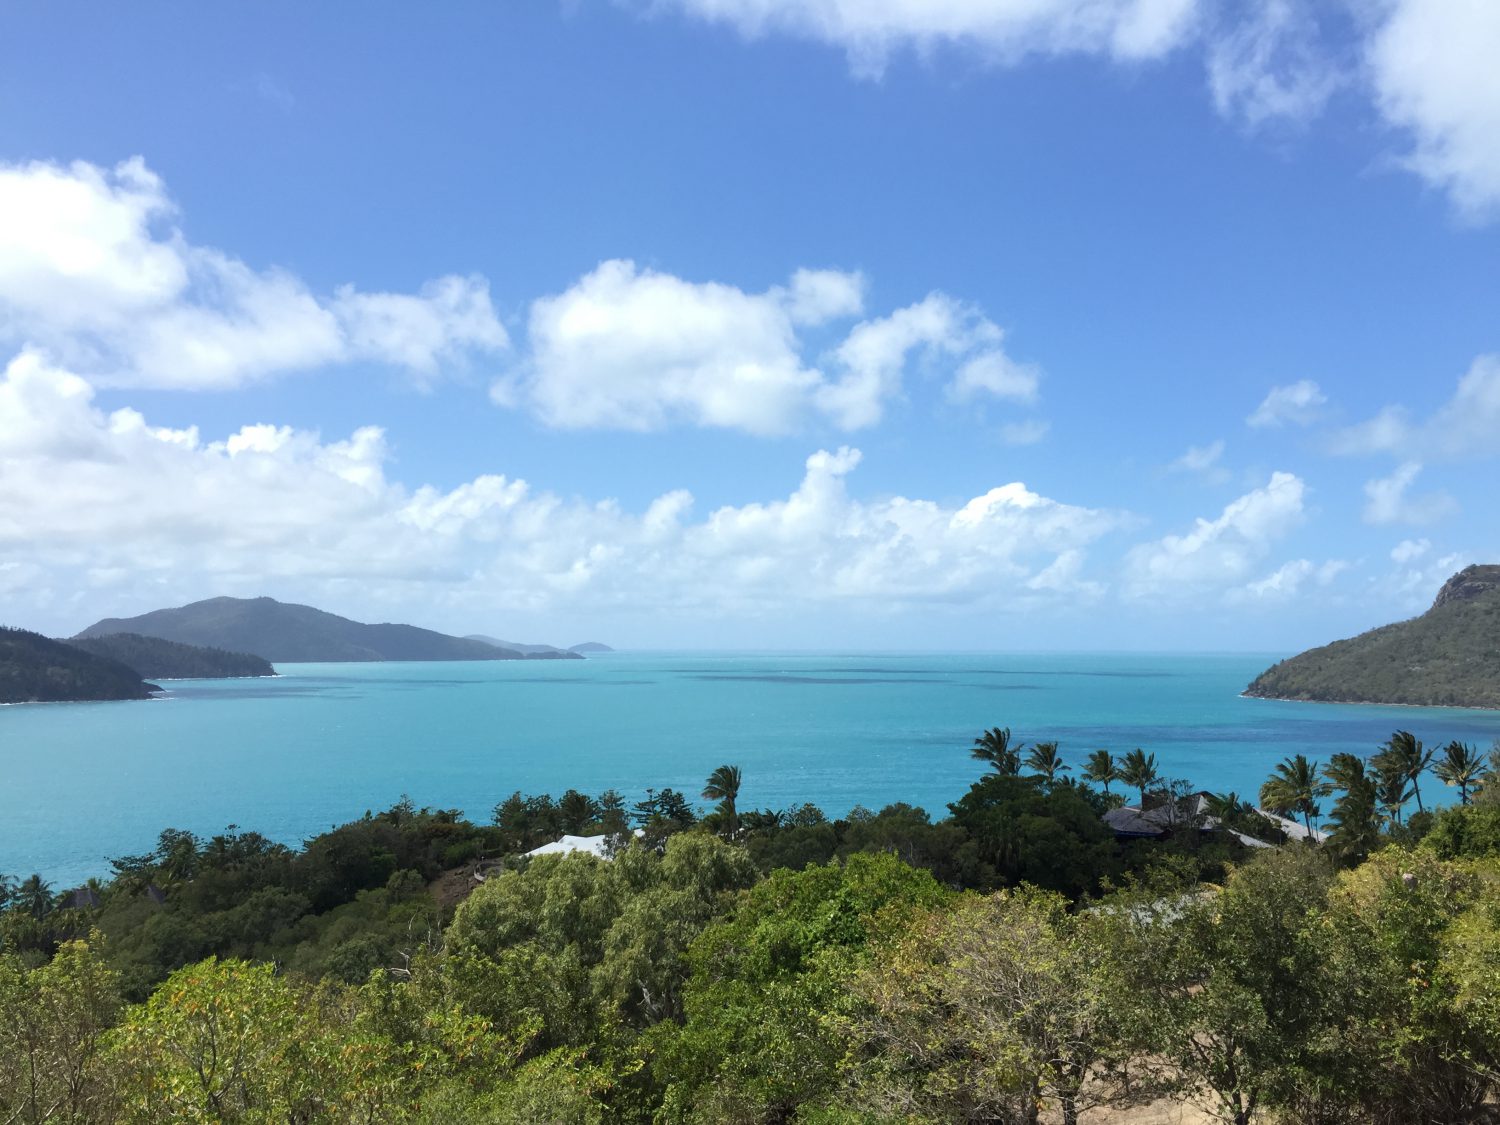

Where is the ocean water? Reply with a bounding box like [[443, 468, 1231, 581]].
[[5, 651, 1500, 887]]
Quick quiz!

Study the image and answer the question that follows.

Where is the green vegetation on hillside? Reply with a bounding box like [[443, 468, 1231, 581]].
[[0, 627, 158, 704], [1247, 564, 1500, 708], [76, 596, 544, 663], [7, 729, 1500, 1122], [68, 632, 274, 679]]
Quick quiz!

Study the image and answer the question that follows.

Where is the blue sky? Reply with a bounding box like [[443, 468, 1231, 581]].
[[1, 0, 1497, 650]]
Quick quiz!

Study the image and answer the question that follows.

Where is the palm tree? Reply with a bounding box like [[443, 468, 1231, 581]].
[[1082, 750, 1119, 795], [1374, 730, 1434, 813], [1205, 791, 1253, 836], [702, 764, 743, 839], [1118, 749, 1159, 810], [15, 874, 54, 919], [1477, 740, 1500, 801], [1323, 753, 1381, 863], [1024, 741, 1069, 784], [1259, 754, 1331, 839], [1434, 740, 1483, 806], [1373, 756, 1413, 828], [971, 727, 1023, 775]]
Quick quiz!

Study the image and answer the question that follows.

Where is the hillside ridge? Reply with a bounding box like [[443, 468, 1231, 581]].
[[68, 632, 275, 679], [1245, 565, 1500, 709], [76, 597, 532, 664], [1, 627, 159, 703]]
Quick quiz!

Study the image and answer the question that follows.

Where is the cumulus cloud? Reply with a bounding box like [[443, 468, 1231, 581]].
[[0, 351, 1120, 627], [1332, 354, 1500, 459], [1247, 379, 1326, 428], [0, 158, 508, 389], [1207, 0, 1343, 127], [1364, 0, 1500, 221], [1169, 438, 1229, 482], [504, 260, 1035, 435], [1231, 556, 1348, 603], [635, 0, 1203, 78], [1122, 471, 1307, 598], [1390, 537, 1430, 565], [1361, 462, 1458, 525]]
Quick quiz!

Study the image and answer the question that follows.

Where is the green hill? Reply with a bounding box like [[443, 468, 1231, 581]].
[[1246, 565, 1500, 709], [0, 627, 159, 703], [75, 597, 526, 664], [68, 633, 274, 679]]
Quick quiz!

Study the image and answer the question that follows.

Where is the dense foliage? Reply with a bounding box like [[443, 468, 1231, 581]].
[[0, 627, 158, 704], [5, 727, 1500, 1122], [67, 633, 275, 679], [1246, 563, 1500, 708]]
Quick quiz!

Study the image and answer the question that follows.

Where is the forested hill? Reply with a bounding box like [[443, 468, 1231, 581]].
[[68, 633, 274, 679], [0, 627, 159, 703], [75, 596, 535, 664], [1246, 564, 1500, 708]]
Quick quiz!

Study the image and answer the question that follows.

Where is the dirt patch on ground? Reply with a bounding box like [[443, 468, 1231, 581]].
[[1078, 1099, 1217, 1124]]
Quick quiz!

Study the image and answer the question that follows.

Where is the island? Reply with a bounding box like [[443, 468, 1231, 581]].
[[1245, 564, 1500, 709], [0, 627, 160, 703], [569, 641, 615, 654], [75, 596, 569, 664], [464, 634, 584, 659]]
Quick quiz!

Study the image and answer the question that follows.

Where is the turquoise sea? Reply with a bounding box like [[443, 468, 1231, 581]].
[[5, 651, 1500, 887]]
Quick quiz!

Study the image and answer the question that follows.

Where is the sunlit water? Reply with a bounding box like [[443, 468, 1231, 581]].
[[5, 652, 1500, 886]]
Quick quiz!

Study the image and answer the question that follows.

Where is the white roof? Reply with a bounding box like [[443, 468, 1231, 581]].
[[525, 833, 613, 859], [1254, 808, 1327, 843], [524, 829, 642, 860]]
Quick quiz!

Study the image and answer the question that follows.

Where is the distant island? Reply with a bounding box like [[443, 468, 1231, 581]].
[[75, 596, 587, 664], [68, 632, 274, 680], [467, 634, 611, 656], [0, 627, 160, 704], [569, 641, 614, 654], [1246, 564, 1500, 709]]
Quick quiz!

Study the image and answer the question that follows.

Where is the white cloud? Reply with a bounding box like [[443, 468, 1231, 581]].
[[1231, 556, 1348, 603], [0, 351, 1121, 628], [1169, 438, 1228, 480], [1364, 0, 1500, 221], [1123, 471, 1307, 598], [822, 292, 1030, 429], [946, 350, 1040, 405], [1332, 354, 1500, 459], [1247, 379, 1326, 427], [633, 2, 1500, 218], [637, 0, 1203, 78], [1361, 462, 1458, 525], [999, 419, 1051, 446], [1390, 537, 1430, 565], [1374, 548, 1471, 613], [1207, 0, 1343, 127], [506, 261, 1034, 435], [513, 259, 835, 435], [0, 158, 508, 389]]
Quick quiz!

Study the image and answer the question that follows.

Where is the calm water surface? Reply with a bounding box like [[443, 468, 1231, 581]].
[[5, 651, 1500, 885]]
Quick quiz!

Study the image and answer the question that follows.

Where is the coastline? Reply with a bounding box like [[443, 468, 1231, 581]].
[[1241, 690, 1500, 713]]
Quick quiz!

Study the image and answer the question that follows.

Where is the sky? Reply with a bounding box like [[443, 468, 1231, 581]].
[[1, 0, 1497, 651]]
